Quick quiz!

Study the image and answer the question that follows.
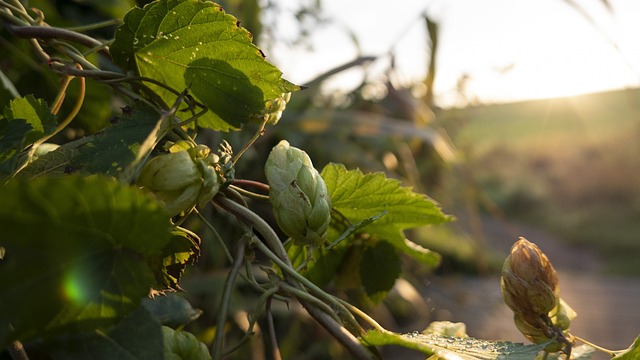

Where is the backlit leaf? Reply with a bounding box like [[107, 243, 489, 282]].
[[612, 336, 640, 360], [322, 163, 451, 267], [361, 330, 548, 360], [111, 0, 299, 131], [3, 95, 56, 144]]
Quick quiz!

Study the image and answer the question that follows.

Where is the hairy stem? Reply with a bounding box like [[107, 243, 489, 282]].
[[214, 195, 368, 334], [265, 297, 282, 360], [301, 303, 378, 360], [4, 24, 109, 53], [212, 237, 247, 360], [232, 119, 268, 164]]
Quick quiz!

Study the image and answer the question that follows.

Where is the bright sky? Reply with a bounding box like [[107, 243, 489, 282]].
[[268, 0, 640, 108]]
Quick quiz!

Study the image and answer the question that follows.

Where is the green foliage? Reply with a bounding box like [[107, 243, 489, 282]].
[[0, 95, 56, 174], [612, 336, 640, 360], [289, 163, 450, 302], [0, 1, 633, 359], [111, 0, 299, 131], [162, 326, 212, 360], [362, 330, 549, 360], [322, 162, 450, 266], [3, 95, 56, 144], [141, 293, 203, 329], [18, 104, 161, 179], [45, 306, 164, 360], [0, 175, 171, 347], [359, 241, 402, 303]]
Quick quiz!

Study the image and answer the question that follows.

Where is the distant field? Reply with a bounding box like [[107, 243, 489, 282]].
[[436, 88, 640, 275]]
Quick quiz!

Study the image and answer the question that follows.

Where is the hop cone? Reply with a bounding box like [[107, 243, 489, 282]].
[[501, 237, 559, 318], [265, 140, 331, 246], [501, 237, 575, 354], [137, 143, 220, 217]]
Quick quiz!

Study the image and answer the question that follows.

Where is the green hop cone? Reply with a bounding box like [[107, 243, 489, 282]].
[[265, 140, 331, 246], [138, 144, 220, 217]]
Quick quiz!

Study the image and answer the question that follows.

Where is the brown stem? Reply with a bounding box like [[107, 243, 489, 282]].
[[8, 341, 29, 360]]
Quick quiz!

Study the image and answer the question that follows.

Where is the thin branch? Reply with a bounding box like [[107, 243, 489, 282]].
[[228, 184, 270, 201], [213, 195, 363, 334], [4, 24, 109, 54], [212, 237, 247, 360], [265, 297, 282, 360], [7, 341, 29, 360], [232, 179, 270, 193], [301, 302, 379, 360], [232, 119, 268, 164]]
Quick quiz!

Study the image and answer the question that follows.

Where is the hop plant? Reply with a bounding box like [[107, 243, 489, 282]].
[[501, 237, 575, 356], [265, 140, 331, 246], [137, 141, 221, 217]]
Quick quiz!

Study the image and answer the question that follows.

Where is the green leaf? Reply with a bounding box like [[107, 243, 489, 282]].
[[151, 227, 201, 291], [359, 241, 401, 303], [288, 242, 350, 288], [327, 211, 387, 249], [111, 0, 299, 131], [0, 118, 31, 173], [142, 293, 203, 329], [162, 326, 212, 360], [544, 345, 595, 360], [0, 175, 171, 347], [3, 94, 56, 144], [613, 336, 640, 360], [0, 118, 31, 156], [19, 104, 162, 178], [46, 305, 164, 360], [361, 330, 548, 360], [322, 163, 451, 266]]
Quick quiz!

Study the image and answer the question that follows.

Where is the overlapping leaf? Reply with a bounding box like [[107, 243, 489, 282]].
[[0, 96, 56, 175], [359, 241, 401, 303], [0, 176, 171, 347], [111, 0, 299, 131], [3, 95, 56, 144], [19, 104, 162, 179]]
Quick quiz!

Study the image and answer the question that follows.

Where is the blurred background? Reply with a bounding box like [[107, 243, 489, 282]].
[[245, 0, 640, 357], [3, 0, 639, 358]]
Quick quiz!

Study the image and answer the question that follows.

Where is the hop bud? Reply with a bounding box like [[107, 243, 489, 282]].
[[265, 140, 331, 246], [501, 237, 559, 317], [138, 144, 220, 217], [501, 238, 575, 355]]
